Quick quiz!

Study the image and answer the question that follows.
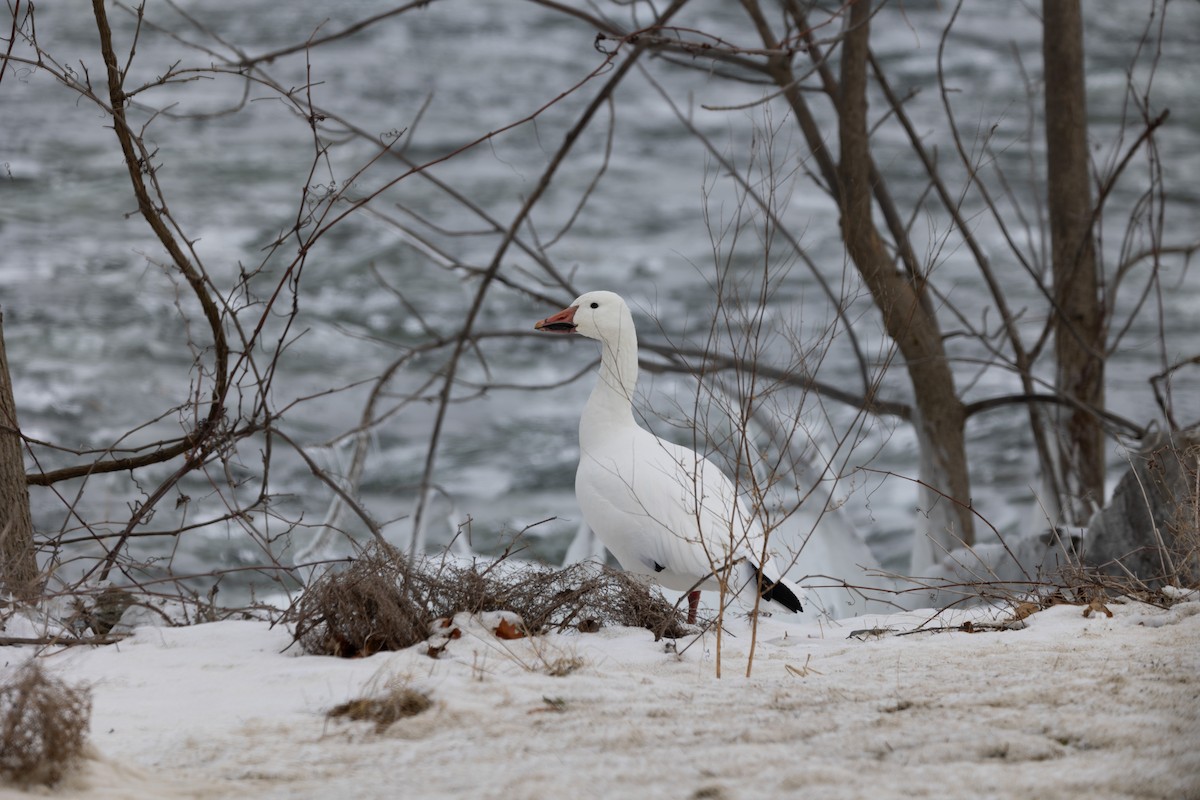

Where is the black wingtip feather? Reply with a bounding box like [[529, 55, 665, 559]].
[[760, 574, 803, 613]]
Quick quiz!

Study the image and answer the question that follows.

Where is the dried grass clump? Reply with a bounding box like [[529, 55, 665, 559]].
[[291, 543, 428, 657], [427, 560, 691, 638], [290, 543, 688, 658], [327, 686, 432, 734], [0, 663, 91, 787]]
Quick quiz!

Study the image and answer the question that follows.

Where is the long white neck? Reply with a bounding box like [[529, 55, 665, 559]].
[[580, 313, 639, 442]]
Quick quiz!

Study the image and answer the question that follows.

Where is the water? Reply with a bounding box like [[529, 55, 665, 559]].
[[2, 0, 1198, 599]]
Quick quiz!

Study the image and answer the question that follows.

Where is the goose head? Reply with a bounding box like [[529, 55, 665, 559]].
[[533, 291, 633, 344]]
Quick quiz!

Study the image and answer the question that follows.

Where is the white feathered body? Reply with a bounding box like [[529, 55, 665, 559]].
[[577, 418, 768, 594], [535, 290, 802, 615]]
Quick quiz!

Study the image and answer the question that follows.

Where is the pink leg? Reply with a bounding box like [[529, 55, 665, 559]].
[[687, 590, 701, 624]]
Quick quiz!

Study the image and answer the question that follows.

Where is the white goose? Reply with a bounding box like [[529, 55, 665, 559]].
[[534, 290, 803, 623]]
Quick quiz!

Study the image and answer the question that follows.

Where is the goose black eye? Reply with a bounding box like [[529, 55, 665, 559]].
[[590, 302, 599, 309]]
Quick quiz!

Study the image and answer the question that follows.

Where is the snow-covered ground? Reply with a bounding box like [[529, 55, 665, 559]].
[[5, 596, 1199, 800]]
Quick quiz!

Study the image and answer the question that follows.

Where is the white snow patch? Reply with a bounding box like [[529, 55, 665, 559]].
[[5, 598, 1198, 799]]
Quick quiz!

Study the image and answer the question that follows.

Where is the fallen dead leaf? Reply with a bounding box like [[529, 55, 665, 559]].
[[1011, 602, 1041, 621], [494, 618, 525, 640]]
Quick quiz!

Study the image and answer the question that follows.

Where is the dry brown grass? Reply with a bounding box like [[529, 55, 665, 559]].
[[290, 543, 688, 658], [290, 543, 428, 657], [327, 685, 433, 734], [0, 663, 91, 787]]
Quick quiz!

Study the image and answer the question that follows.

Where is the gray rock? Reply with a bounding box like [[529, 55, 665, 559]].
[[1084, 430, 1199, 587]]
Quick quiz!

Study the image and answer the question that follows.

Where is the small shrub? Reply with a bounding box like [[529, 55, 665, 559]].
[[0, 663, 91, 787], [289, 543, 689, 658], [425, 559, 691, 639], [291, 543, 428, 657]]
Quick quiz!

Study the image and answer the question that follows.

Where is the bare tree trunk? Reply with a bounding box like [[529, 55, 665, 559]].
[[838, 1, 974, 570], [0, 309, 39, 601], [1044, 0, 1105, 524], [738, 0, 975, 569]]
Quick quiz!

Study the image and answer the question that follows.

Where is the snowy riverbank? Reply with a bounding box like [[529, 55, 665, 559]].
[[6, 595, 1198, 799]]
